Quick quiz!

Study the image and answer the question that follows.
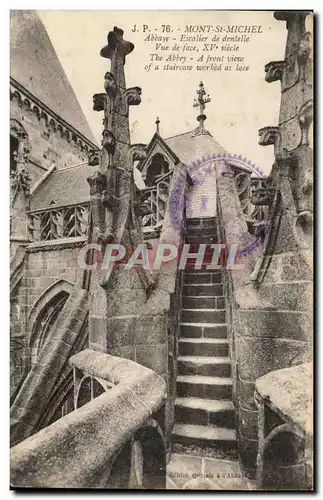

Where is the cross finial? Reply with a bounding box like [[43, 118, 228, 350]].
[[155, 117, 160, 135], [193, 81, 211, 133]]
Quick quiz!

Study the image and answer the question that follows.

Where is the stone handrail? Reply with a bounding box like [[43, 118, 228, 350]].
[[215, 160, 263, 307], [11, 349, 167, 488]]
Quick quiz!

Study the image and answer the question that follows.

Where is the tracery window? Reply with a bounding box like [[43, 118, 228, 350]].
[[145, 153, 169, 187]]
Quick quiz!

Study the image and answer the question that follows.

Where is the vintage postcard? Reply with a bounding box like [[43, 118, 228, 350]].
[[10, 10, 313, 490]]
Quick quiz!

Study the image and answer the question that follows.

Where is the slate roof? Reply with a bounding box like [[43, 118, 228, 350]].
[[10, 10, 97, 145], [164, 130, 228, 165], [30, 163, 94, 211], [30, 130, 228, 211]]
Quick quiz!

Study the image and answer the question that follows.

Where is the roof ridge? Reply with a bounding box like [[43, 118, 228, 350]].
[[164, 130, 196, 141]]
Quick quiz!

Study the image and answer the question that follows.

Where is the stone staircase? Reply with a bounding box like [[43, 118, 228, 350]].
[[172, 217, 237, 458]]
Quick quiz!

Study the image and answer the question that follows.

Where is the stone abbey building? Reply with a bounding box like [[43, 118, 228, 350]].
[[10, 11, 313, 490]]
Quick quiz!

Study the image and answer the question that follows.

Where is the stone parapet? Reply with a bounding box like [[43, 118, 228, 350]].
[[11, 350, 166, 489]]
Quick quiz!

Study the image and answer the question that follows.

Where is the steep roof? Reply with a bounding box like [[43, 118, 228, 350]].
[[10, 10, 97, 144], [30, 129, 228, 210], [164, 130, 228, 165], [30, 163, 93, 211]]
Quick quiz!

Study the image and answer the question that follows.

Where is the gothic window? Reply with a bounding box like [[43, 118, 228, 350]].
[[145, 154, 169, 187], [10, 135, 19, 176]]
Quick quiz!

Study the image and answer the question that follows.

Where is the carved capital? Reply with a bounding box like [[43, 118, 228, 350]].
[[100, 26, 134, 63], [264, 61, 286, 83], [87, 171, 106, 195], [298, 100, 313, 146], [93, 93, 108, 112], [88, 149, 100, 166], [258, 126, 281, 152]]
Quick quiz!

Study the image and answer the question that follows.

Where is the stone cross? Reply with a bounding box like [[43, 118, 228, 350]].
[[193, 81, 211, 134], [89, 26, 142, 245]]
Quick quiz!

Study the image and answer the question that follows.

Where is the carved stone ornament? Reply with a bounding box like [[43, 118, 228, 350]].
[[298, 100, 313, 147], [129, 144, 147, 164], [88, 149, 100, 166], [251, 187, 275, 206], [298, 32, 312, 65], [104, 72, 118, 98], [93, 93, 108, 112], [218, 161, 234, 178], [11, 167, 31, 195], [264, 61, 286, 83], [118, 87, 142, 116], [87, 171, 106, 195], [258, 126, 281, 152], [102, 130, 116, 156], [100, 26, 134, 62], [275, 149, 297, 176]]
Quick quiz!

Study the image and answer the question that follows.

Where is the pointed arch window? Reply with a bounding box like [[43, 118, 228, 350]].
[[146, 153, 169, 187]]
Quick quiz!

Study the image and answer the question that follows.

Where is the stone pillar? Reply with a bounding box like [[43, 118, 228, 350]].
[[236, 11, 313, 476]]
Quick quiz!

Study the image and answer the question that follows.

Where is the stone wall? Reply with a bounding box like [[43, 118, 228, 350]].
[[10, 83, 95, 177], [186, 163, 218, 219], [10, 241, 85, 399], [230, 11, 313, 476]]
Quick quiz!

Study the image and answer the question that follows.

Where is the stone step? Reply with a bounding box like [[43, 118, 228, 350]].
[[183, 284, 223, 297], [186, 217, 218, 229], [185, 235, 218, 245], [182, 296, 225, 310], [180, 322, 228, 339], [184, 272, 222, 285], [184, 265, 222, 273], [178, 356, 231, 377], [175, 397, 235, 428], [179, 338, 229, 357], [181, 309, 226, 324], [172, 423, 237, 456], [176, 374, 232, 399], [186, 226, 217, 237]]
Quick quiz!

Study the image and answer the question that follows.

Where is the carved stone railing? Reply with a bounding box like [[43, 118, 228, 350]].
[[28, 203, 89, 241], [141, 170, 173, 234], [11, 350, 167, 489]]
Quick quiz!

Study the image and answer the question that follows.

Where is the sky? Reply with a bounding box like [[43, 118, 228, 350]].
[[38, 10, 287, 174]]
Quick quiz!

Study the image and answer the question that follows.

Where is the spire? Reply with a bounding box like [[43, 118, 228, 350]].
[[193, 81, 211, 136], [155, 117, 160, 135]]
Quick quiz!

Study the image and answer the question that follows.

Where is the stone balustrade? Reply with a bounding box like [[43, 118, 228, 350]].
[[11, 349, 167, 489], [28, 203, 89, 242]]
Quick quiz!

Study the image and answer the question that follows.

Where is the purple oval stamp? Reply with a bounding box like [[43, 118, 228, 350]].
[[169, 153, 267, 258]]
